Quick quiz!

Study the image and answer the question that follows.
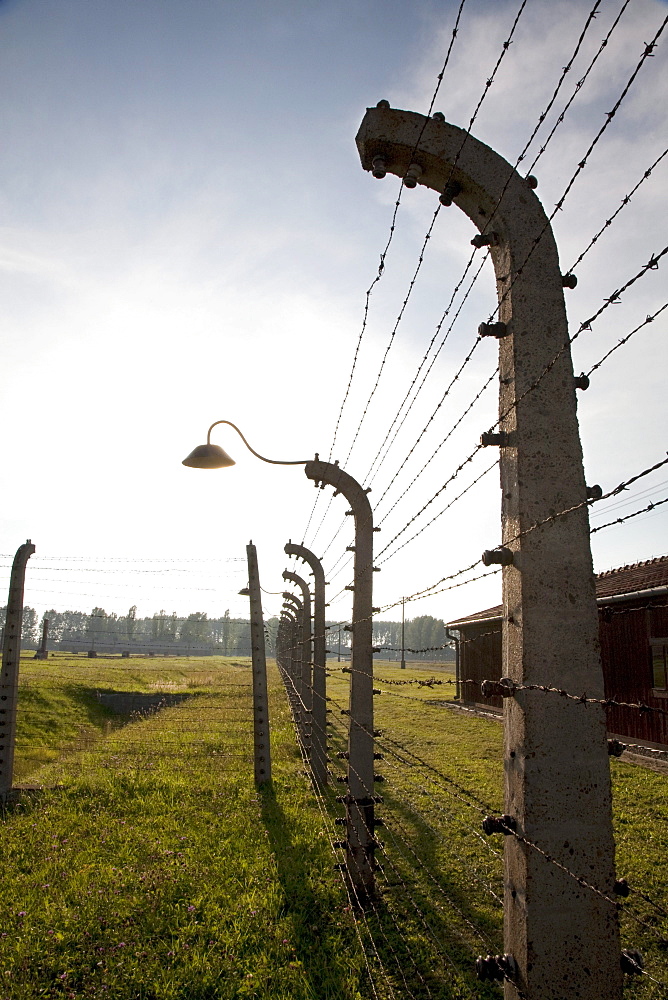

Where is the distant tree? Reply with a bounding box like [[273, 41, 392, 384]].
[[372, 620, 401, 655], [152, 610, 178, 645], [405, 615, 447, 659], [221, 609, 231, 655], [88, 607, 107, 649], [180, 612, 211, 648], [231, 619, 252, 656], [265, 616, 279, 654], [22, 606, 39, 647], [125, 605, 138, 644], [0, 606, 44, 648]]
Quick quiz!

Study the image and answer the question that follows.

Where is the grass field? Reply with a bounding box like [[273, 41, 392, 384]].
[[0, 654, 666, 998]]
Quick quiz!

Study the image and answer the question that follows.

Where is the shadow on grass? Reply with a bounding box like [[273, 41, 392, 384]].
[[18, 683, 116, 730], [374, 784, 504, 999], [259, 781, 359, 999], [13, 687, 194, 785]]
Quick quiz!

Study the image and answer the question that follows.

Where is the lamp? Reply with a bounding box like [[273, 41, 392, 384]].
[[182, 420, 310, 469], [182, 416, 377, 898]]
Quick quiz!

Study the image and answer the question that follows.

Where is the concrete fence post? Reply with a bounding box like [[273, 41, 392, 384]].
[[276, 616, 287, 671], [277, 611, 295, 704], [279, 611, 295, 685], [35, 618, 49, 661], [281, 608, 300, 694], [285, 541, 328, 787], [244, 542, 271, 785], [1, 539, 36, 800], [283, 569, 313, 763], [282, 593, 303, 729], [356, 105, 622, 998], [304, 459, 376, 904]]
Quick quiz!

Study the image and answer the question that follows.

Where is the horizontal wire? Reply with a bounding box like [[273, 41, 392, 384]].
[[590, 495, 668, 534], [525, 0, 634, 177], [585, 301, 668, 378], [567, 145, 668, 275], [488, 17, 668, 328], [310, 0, 526, 554], [324, 0, 469, 470]]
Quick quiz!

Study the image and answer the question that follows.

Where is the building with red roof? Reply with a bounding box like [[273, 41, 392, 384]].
[[446, 556, 668, 748]]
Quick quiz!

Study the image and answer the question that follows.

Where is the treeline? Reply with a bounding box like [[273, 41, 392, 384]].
[[370, 617, 453, 659], [2, 607, 253, 656], [2, 607, 453, 661]]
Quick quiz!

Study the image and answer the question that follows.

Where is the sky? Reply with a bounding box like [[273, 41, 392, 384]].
[[1, 0, 667, 629]]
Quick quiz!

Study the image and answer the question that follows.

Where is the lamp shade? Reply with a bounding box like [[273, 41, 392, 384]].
[[182, 443, 235, 469]]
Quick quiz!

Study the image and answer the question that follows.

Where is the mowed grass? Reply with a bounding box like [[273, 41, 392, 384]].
[[2, 655, 366, 999], [13, 653, 252, 780], [327, 661, 668, 998], [2, 655, 666, 998]]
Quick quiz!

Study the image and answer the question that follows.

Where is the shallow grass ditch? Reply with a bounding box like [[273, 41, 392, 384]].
[[1, 655, 666, 998]]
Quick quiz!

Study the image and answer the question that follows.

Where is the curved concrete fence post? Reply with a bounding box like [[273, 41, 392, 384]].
[[279, 609, 299, 712], [0, 539, 36, 799], [304, 459, 376, 904], [356, 105, 621, 999], [282, 592, 304, 733], [283, 569, 313, 763], [285, 541, 328, 788]]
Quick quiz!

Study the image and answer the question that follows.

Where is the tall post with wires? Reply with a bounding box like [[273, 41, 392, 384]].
[[285, 542, 328, 787], [357, 105, 622, 998], [282, 592, 304, 731], [0, 539, 35, 799], [283, 570, 313, 765], [244, 542, 271, 785], [305, 458, 377, 904], [278, 608, 298, 715]]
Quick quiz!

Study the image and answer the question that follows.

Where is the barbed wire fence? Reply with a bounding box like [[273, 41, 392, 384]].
[[277, 6, 668, 996], [2, 4, 668, 998]]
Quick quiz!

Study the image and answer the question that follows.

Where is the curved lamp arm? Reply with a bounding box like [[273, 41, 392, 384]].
[[207, 420, 310, 466]]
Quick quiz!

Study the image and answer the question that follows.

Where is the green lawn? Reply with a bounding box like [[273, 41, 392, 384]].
[[0, 655, 665, 998]]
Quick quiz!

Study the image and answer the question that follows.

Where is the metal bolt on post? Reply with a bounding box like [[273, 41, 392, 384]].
[[357, 105, 622, 998], [285, 542, 328, 788], [0, 540, 35, 800]]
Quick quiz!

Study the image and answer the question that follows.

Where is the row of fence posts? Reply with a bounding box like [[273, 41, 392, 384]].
[[241, 524, 378, 906], [1, 102, 642, 999], [279, 459, 380, 903], [245, 102, 635, 999], [2, 523, 647, 999]]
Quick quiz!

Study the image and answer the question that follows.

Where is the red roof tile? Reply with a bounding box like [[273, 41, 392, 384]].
[[594, 555, 668, 599], [447, 555, 668, 627]]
